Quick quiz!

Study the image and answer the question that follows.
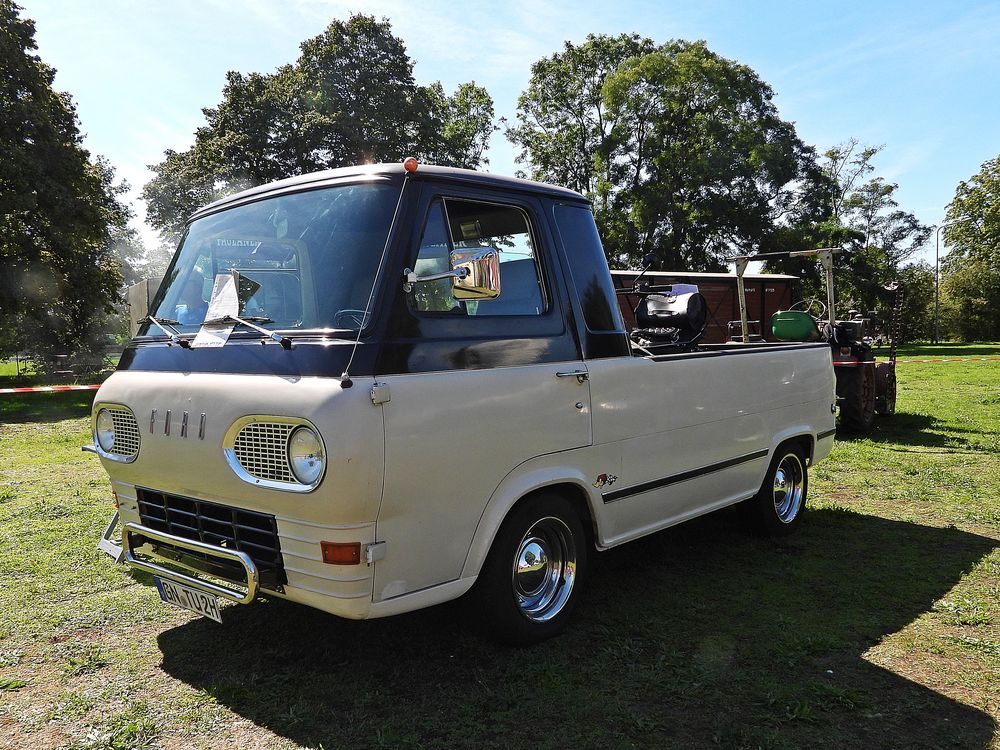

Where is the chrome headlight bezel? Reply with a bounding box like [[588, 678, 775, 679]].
[[287, 426, 325, 486], [223, 416, 326, 493], [96, 408, 115, 451], [92, 404, 140, 463]]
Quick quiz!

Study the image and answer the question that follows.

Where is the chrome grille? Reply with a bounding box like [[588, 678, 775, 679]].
[[233, 422, 294, 482], [108, 408, 140, 459], [136, 488, 286, 589]]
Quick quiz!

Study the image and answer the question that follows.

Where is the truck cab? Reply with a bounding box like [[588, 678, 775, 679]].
[[91, 162, 835, 643]]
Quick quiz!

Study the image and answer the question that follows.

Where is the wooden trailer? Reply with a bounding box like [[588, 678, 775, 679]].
[[611, 270, 800, 344]]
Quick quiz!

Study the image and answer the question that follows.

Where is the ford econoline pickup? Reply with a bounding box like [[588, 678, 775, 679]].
[[88, 161, 835, 643]]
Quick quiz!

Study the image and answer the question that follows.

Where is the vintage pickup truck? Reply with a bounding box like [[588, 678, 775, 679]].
[[88, 161, 836, 643]]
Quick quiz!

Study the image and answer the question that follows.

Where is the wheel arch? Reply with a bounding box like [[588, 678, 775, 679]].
[[768, 428, 815, 467], [460, 464, 603, 581]]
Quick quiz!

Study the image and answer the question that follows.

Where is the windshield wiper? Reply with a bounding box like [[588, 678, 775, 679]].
[[139, 316, 191, 348], [203, 314, 293, 349]]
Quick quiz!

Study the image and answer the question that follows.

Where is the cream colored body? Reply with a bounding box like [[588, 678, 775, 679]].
[[95, 344, 834, 621]]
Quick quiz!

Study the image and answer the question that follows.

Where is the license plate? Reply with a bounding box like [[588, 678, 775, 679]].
[[154, 577, 222, 623]]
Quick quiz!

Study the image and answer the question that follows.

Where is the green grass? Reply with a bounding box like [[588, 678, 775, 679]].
[[1, 345, 997, 749], [0, 390, 97, 422], [0, 357, 36, 388], [1, 355, 117, 390]]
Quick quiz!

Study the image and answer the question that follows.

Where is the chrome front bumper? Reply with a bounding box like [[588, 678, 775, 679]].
[[123, 521, 260, 604]]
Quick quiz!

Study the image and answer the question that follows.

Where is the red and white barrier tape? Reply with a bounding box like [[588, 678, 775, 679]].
[[0, 384, 101, 395], [836, 356, 1000, 366], [896, 357, 1000, 363]]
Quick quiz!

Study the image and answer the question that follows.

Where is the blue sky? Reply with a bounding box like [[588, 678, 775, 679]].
[[22, 0, 1000, 265]]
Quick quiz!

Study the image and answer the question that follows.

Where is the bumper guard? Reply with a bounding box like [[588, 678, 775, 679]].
[[123, 521, 260, 604]]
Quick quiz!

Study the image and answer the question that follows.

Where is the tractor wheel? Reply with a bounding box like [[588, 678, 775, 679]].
[[875, 363, 897, 416], [839, 363, 876, 432]]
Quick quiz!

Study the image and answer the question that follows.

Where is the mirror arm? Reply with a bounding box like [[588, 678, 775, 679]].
[[402, 267, 469, 293]]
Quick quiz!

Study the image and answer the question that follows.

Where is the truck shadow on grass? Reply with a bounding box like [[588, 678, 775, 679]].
[[158, 508, 997, 749]]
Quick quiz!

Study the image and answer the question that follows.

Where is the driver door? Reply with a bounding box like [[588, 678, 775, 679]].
[[374, 191, 592, 602]]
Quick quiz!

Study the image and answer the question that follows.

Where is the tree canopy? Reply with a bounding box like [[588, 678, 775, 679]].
[[143, 15, 497, 243], [0, 1, 128, 359], [821, 141, 929, 312], [509, 34, 829, 271], [940, 155, 1000, 340], [761, 140, 930, 330]]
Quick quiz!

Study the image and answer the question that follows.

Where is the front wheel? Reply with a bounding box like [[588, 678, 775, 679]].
[[744, 445, 808, 536], [473, 493, 587, 645]]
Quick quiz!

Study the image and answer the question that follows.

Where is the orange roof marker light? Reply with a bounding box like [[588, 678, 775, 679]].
[[403, 156, 419, 173]]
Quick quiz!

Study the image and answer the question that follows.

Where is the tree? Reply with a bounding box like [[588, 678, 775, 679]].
[[0, 2, 128, 359], [509, 34, 655, 204], [769, 141, 931, 327], [420, 81, 496, 169], [143, 15, 497, 242], [939, 156, 1000, 341], [509, 34, 828, 270], [895, 262, 935, 343]]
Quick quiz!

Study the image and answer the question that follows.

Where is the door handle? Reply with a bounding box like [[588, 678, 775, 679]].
[[555, 370, 589, 383]]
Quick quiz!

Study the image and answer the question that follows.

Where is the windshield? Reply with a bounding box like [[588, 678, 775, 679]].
[[146, 181, 400, 335]]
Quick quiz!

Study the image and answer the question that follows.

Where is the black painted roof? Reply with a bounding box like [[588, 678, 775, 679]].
[[189, 162, 589, 222]]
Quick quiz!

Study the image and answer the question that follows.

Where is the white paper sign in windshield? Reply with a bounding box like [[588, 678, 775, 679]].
[[191, 272, 240, 348]]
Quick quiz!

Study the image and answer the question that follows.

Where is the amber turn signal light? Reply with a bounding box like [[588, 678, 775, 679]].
[[321, 541, 361, 565]]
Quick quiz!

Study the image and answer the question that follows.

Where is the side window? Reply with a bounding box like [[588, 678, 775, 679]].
[[410, 200, 462, 313], [408, 198, 546, 316]]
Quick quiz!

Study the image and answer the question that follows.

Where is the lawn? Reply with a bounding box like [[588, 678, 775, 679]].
[[0, 345, 997, 749], [0, 357, 34, 382]]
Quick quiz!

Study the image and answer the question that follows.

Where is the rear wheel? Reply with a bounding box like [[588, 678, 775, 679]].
[[839, 362, 876, 432], [473, 493, 587, 645], [744, 445, 808, 536]]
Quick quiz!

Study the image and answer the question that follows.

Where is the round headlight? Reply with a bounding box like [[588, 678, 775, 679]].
[[96, 408, 115, 451], [288, 426, 325, 485]]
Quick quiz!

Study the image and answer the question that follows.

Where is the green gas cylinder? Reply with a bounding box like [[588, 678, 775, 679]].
[[771, 310, 821, 341]]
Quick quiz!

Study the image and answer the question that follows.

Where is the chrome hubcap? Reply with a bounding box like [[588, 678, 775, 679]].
[[773, 454, 805, 523], [512, 517, 577, 622]]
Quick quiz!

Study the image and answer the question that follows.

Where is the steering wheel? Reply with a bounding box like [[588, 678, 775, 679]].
[[788, 298, 827, 320], [334, 309, 368, 329]]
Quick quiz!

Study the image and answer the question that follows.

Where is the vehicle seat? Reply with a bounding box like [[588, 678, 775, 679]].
[[631, 290, 707, 351]]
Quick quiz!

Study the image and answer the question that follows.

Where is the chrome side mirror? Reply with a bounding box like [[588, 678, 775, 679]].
[[451, 247, 500, 300], [403, 246, 501, 301]]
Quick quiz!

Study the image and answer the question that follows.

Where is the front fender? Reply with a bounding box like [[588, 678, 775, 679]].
[[460, 450, 606, 580]]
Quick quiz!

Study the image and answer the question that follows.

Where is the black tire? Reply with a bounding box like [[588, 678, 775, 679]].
[[875, 363, 896, 416], [472, 493, 587, 646], [744, 445, 808, 536], [839, 363, 876, 432]]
